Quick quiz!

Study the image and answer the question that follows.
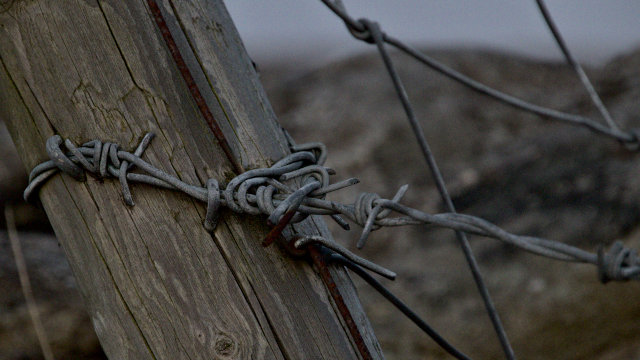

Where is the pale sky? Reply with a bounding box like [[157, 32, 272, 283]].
[[226, 1, 640, 71]]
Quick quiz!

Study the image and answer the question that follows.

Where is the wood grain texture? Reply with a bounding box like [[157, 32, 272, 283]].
[[0, 1, 382, 359]]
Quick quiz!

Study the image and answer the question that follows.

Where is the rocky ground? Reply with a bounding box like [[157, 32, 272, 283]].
[[2, 47, 640, 359]]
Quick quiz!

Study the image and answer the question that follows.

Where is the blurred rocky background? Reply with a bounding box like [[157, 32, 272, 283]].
[[2, 46, 640, 359]]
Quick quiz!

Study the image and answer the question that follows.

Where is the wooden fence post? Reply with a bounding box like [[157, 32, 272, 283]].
[[0, 1, 383, 358]]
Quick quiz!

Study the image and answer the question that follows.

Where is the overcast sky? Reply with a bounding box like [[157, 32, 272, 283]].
[[226, 1, 640, 71]]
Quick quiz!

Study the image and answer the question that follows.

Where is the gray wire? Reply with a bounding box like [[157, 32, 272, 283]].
[[360, 18, 515, 360], [534, 0, 620, 133], [326, 253, 472, 360], [295, 236, 396, 279]]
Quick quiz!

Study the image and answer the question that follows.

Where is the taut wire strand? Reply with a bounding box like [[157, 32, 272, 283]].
[[535, 0, 620, 133], [353, 18, 516, 360], [326, 253, 472, 360]]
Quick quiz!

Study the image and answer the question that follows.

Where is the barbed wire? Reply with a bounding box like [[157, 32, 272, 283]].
[[25, 132, 640, 360]]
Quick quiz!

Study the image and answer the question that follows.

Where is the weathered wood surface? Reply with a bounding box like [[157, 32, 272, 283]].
[[0, 1, 382, 359]]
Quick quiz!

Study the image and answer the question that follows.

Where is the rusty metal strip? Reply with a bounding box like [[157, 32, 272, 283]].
[[308, 245, 373, 360], [146, 0, 243, 174]]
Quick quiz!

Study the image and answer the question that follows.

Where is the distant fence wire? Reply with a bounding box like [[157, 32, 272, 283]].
[[318, 0, 640, 359]]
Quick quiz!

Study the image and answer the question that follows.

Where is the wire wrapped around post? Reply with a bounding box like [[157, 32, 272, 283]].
[[25, 132, 640, 285]]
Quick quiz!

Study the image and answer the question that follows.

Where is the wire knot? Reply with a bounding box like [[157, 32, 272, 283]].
[[622, 128, 640, 151], [355, 184, 409, 249], [355, 192, 382, 226], [26, 133, 365, 238], [347, 18, 381, 44], [218, 150, 323, 228], [25, 133, 155, 205], [597, 241, 640, 283]]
